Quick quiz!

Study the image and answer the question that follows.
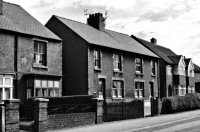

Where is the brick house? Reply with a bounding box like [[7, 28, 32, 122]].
[[0, 1, 62, 103], [184, 58, 195, 93], [46, 13, 159, 102], [131, 36, 195, 98], [194, 64, 200, 93]]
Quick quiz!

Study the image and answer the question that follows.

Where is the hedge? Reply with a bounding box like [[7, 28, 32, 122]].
[[161, 93, 200, 114]]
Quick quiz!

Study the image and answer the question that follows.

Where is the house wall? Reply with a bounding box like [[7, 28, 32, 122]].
[[194, 72, 200, 93], [46, 17, 88, 95], [0, 31, 62, 101], [88, 45, 158, 101], [0, 32, 15, 73], [159, 60, 167, 98], [174, 75, 186, 86]]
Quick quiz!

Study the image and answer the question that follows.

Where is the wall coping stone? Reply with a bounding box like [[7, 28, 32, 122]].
[[3, 99, 20, 104], [33, 98, 49, 102]]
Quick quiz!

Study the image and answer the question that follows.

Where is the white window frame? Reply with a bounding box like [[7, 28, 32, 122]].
[[135, 58, 143, 74], [94, 49, 101, 69], [0, 76, 13, 102], [135, 81, 144, 98], [151, 60, 156, 75], [113, 53, 122, 72], [112, 80, 124, 98], [27, 79, 60, 98], [34, 40, 47, 66]]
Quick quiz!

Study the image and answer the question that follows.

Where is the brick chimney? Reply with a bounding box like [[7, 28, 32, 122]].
[[0, 0, 3, 15], [150, 37, 157, 44], [87, 13, 106, 30]]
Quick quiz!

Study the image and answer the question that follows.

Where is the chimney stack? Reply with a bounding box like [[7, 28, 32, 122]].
[[150, 37, 157, 44], [87, 13, 105, 30], [0, 0, 3, 15]]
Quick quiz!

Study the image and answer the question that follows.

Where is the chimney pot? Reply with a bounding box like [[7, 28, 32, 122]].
[[87, 12, 105, 30], [150, 38, 157, 44]]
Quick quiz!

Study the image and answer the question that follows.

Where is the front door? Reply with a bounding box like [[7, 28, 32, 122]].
[[149, 82, 154, 98], [99, 79, 106, 102]]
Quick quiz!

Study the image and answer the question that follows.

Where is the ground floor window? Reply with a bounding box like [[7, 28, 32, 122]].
[[27, 79, 60, 98], [135, 82, 144, 98], [112, 80, 124, 98], [175, 85, 186, 96], [188, 86, 195, 93], [0, 76, 13, 102]]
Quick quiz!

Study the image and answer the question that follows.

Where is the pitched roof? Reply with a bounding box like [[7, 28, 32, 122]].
[[51, 15, 159, 58], [194, 63, 200, 73], [184, 58, 191, 69], [168, 55, 182, 64], [132, 36, 177, 64], [0, 2, 60, 41]]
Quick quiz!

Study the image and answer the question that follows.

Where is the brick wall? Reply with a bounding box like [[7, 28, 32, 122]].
[[48, 112, 95, 130], [88, 45, 158, 101]]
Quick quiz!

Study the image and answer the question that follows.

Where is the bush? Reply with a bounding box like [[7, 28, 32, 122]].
[[161, 93, 200, 114]]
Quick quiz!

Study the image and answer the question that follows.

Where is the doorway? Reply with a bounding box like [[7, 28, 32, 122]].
[[99, 78, 106, 102], [149, 82, 154, 98]]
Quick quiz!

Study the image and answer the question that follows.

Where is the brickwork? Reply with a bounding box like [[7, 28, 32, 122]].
[[48, 112, 96, 130], [88, 46, 159, 101], [4, 99, 20, 132], [33, 98, 49, 132]]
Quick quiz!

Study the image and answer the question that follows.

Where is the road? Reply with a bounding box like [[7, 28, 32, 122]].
[[47, 110, 200, 132]]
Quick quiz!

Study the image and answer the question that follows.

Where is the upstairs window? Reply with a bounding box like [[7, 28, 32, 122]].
[[135, 58, 143, 73], [94, 49, 101, 69], [112, 80, 124, 98], [113, 54, 122, 71], [151, 61, 156, 75], [167, 65, 172, 75], [34, 41, 46, 66]]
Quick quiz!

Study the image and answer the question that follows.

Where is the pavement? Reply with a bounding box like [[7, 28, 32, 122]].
[[46, 110, 200, 132]]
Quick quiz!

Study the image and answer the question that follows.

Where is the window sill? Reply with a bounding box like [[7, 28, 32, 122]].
[[112, 97, 125, 100], [94, 67, 102, 71], [151, 74, 156, 77], [33, 63, 48, 69], [113, 69, 123, 73], [135, 72, 143, 76]]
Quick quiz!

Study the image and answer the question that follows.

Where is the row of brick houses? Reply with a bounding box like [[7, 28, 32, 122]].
[[1, 0, 200, 103]]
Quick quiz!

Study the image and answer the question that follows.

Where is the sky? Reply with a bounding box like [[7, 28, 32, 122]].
[[4, 0, 200, 65]]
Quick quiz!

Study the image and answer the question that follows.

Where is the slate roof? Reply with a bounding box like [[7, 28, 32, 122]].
[[168, 55, 182, 64], [194, 63, 200, 73], [50, 15, 159, 58], [132, 36, 177, 64], [0, 2, 60, 41]]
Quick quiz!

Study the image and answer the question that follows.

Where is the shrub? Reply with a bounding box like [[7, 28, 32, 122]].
[[161, 93, 200, 114]]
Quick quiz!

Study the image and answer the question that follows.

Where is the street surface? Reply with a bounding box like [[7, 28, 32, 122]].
[[47, 110, 200, 132]]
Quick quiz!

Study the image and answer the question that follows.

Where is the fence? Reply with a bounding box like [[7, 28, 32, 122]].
[[19, 96, 103, 132], [103, 99, 144, 122]]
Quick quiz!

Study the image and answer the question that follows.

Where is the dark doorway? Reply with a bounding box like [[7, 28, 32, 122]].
[[168, 84, 172, 97], [99, 78, 106, 102], [149, 82, 154, 98]]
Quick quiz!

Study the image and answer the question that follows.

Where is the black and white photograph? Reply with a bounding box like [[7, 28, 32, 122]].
[[0, 0, 200, 131]]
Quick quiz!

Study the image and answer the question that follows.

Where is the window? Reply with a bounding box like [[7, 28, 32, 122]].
[[34, 40, 46, 65], [0, 76, 13, 102], [175, 85, 186, 96], [94, 49, 101, 69], [151, 61, 156, 75], [135, 82, 144, 98], [188, 86, 195, 93], [113, 54, 122, 71], [135, 58, 143, 73], [27, 79, 60, 98], [167, 65, 172, 75], [112, 80, 124, 98]]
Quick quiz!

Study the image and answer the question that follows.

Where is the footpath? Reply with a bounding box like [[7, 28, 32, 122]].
[[46, 110, 200, 132]]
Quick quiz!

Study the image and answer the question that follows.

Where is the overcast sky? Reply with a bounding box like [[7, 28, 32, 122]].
[[5, 0, 200, 65]]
